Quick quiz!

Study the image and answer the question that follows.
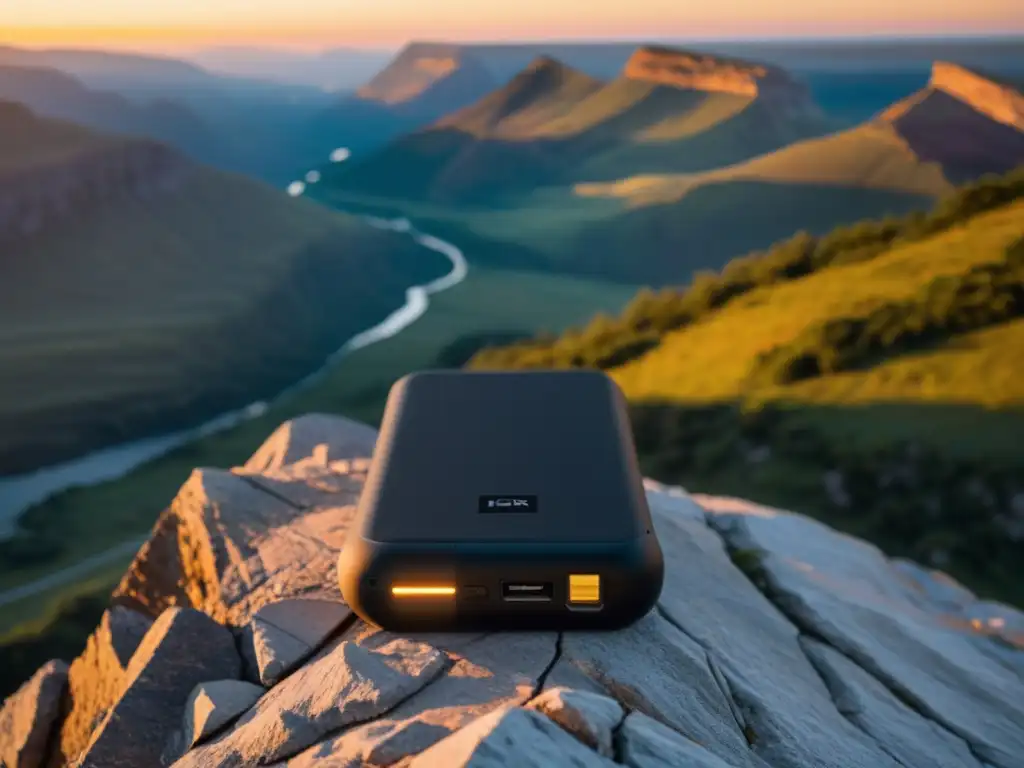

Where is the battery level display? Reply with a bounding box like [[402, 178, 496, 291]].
[[568, 574, 601, 604]]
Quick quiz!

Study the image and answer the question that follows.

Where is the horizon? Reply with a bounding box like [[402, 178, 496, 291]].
[[2, 31, 1022, 59], [2, 0, 1022, 54]]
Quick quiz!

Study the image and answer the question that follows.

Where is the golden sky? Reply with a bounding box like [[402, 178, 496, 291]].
[[1, 0, 1019, 51]]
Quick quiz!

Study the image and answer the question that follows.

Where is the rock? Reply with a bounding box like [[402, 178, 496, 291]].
[[285, 630, 558, 766], [242, 414, 377, 474], [113, 430, 367, 625], [47, 606, 153, 767], [559, 611, 763, 768], [527, 687, 624, 758], [286, 719, 451, 768], [406, 705, 618, 767], [19, 414, 1024, 768], [619, 711, 737, 768], [78, 607, 240, 768], [243, 598, 352, 685], [174, 636, 447, 766], [701, 495, 1024, 768], [652, 500, 899, 767], [0, 660, 68, 768], [799, 638, 981, 768], [169, 680, 264, 759]]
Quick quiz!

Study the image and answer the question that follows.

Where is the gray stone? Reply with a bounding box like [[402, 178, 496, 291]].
[[78, 607, 241, 768], [251, 619, 315, 687], [619, 711, 738, 768], [173, 636, 446, 767], [0, 660, 68, 768], [182, 680, 264, 749], [285, 630, 559, 766], [559, 611, 764, 768], [701, 495, 1024, 768], [242, 414, 377, 474], [287, 719, 452, 768], [244, 598, 352, 685], [651, 501, 899, 768], [47, 606, 154, 767], [800, 637, 981, 768], [406, 705, 618, 767], [527, 686, 624, 757]]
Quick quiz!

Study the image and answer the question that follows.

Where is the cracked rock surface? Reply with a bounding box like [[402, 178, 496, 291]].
[[3, 413, 1022, 768]]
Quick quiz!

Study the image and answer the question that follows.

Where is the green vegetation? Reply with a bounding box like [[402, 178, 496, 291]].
[[471, 168, 1024, 371], [470, 168, 1024, 605], [752, 236, 1024, 385]]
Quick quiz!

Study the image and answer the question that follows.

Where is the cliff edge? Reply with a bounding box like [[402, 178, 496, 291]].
[[2, 414, 1022, 767], [929, 61, 1024, 131]]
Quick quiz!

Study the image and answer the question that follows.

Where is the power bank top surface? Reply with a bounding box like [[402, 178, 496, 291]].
[[357, 369, 652, 545]]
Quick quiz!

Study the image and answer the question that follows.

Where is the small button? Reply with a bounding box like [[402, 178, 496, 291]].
[[462, 585, 488, 599]]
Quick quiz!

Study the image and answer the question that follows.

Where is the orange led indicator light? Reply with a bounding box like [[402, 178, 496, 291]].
[[569, 574, 601, 604], [390, 585, 456, 598]]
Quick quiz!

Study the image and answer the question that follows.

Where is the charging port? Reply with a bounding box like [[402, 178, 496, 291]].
[[501, 582, 553, 602]]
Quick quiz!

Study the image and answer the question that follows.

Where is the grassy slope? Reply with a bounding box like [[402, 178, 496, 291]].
[[469, 190, 1024, 603], [0, 100, 117, 170], [0, 160, 450, 472], [0, 266, 634, 634], [610, 200, 1024, 450]]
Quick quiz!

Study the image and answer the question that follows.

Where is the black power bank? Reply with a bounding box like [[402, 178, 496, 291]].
[[337, 369, 664, 631]]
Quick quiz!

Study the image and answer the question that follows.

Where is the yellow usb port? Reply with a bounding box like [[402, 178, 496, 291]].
[[568, 574, 601, 605]]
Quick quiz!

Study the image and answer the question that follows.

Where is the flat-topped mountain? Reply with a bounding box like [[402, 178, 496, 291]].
[[2, 413, 1021, 767], [624, 45, 813, 110], [927, 61, 1024, 130], [355, 43, 497, 113]]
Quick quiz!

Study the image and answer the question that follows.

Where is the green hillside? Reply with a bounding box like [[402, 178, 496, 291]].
[[0, 108, 451, 474], [470, 169, 1024, 605]]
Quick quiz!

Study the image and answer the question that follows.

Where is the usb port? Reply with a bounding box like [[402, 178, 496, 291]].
[[501, 582, 553, 602]]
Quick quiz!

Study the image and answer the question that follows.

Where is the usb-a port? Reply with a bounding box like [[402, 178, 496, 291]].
[[501, 582, 553, 602]]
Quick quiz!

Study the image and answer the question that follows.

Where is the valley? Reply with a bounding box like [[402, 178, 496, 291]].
[[0, 31, 1022, 701]]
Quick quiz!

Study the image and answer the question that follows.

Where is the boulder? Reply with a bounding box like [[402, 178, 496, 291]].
[[173, 636, 447, 766], [8, 413, 1022, 768], [526, 687, 624, 758], [47, 605, 153, 767], [163, 680, 265, 763], [77, 607, 240, 767], [241, 598, 353, 686], [0, 660, 68, 768], [619, 711, 738, 768]]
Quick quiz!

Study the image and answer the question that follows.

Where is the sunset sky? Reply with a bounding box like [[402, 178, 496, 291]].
[[2, 0, 1020, 52]]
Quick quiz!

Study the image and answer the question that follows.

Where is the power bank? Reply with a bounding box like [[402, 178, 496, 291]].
[[337, 369, 664, 631]]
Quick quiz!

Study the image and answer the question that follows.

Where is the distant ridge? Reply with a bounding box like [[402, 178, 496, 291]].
[[897, 61, 1024, 131], [356, 43, 496, 109], [434, 56, 604, 137]]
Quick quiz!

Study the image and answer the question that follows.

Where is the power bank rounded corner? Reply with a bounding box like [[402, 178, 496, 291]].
[[338, 369, 665, 632]]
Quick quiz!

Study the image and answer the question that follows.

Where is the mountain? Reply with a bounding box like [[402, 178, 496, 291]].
[[552, 62, 1024, 283], [0, 103, 452, 475], [3, 413, 1022, 767], [470, 169, 1024, 603], [326, 45, 826, 204]]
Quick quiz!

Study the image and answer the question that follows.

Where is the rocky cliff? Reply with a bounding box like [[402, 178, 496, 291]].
[[623, 46, 813, 112], [2, 414, 1022, 767], [929, 61, 1024, 132]]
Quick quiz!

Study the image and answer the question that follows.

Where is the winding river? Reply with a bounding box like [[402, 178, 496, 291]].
[[0, 215, 468, 538]]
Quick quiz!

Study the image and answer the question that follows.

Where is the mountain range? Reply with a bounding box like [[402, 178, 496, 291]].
[[322, 48, 1024, 284]]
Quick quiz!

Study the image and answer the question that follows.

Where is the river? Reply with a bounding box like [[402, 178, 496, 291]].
[[0, 215, 468, 538]]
